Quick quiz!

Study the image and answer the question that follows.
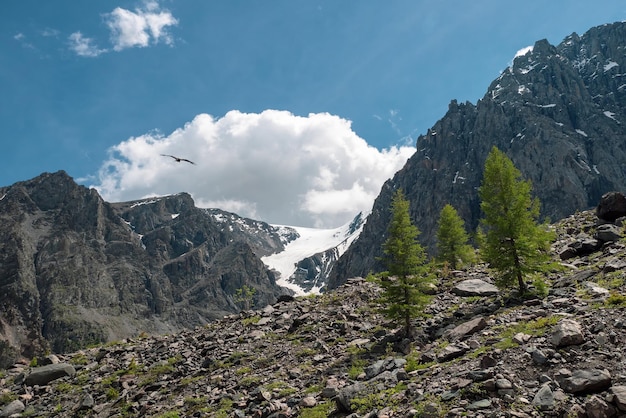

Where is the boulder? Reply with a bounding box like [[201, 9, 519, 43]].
[[550, 319, 584, 347], [24, 363, 76, 386], [451, 279, 499, 297], [585, 394, 617, 418], [583, 282, 610, 299], [335, 382, 367, 413], [596, 192, 626, 222], [0, 400, 25, 417], [558, 369, 611, 394], [595, 224, 623, 243], [445, 316, 487, 341], [611, 386, 626, 411], [532, 384, 555, 411]]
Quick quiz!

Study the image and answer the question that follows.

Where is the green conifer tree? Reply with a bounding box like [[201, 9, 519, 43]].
[[377, 189, 431, 338], [436, 204, 474, 269], [478, 146, 554, 294]]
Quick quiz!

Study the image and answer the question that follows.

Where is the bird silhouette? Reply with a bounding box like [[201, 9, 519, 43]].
[[160, 154, 196, 165]]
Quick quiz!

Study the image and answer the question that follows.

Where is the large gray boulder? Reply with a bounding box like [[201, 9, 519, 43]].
[[551, 319, 584, 347], [451, 279, 499, 297], [558, 369, 612, 394], [24, 363, 76, 386]]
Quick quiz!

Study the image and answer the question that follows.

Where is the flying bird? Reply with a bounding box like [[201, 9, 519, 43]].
[[160, 154, 196, 165]]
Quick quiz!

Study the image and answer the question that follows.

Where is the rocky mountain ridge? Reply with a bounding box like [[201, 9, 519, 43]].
[[329, 21, 626, 289], [1, 197, 626, 417], [0, 171, 360, 368]]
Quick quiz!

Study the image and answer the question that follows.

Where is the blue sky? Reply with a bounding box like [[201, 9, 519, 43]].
[[2, 1, 625, 227]]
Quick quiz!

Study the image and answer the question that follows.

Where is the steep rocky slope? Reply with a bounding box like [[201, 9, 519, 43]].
[[1, 202, 626, 417], [329, 21, 626, 289]]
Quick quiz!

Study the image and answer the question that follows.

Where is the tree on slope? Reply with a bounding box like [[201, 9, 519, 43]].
[[478, 146, 554, 294], [376, 188, 431, 338], [436, 203, 474, 269]]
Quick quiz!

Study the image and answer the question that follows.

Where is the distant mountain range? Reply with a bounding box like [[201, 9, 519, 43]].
[[2, 21, 626, 365], [0, 172, 362, 366]]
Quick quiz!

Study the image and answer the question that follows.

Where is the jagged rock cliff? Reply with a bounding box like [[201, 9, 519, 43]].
[[328, 21, 626, 289], [0, 172, 291, 367]]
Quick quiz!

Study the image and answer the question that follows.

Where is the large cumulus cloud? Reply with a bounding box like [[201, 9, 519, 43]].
[[94, 110, 414, 228]]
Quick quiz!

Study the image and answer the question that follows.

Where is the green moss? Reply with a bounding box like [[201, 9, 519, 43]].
[[106, 387, 119, 400], [605, 292, 626, 307], [0, 392, 17, 406], [350, 383, 407, 414], [242, 315, 261, 326], [235, 366, 252, 375], [70, 353, 89, 365], [493, 315, 561, 350], [299, 401, 334, 418], [239, 375, 261, 387]]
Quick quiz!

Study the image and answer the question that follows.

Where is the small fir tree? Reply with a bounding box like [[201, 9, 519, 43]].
[[436, 204, 474, 269], [478, 146, 554, 294], [234, 285, 256, 311], [377, 189, 432, 338]]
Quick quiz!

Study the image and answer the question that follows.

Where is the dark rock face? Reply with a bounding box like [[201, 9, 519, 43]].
[[329, 22, 626, 288], [0, 171, 291, 366]]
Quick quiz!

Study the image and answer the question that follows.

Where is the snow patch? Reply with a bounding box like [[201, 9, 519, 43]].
[[514, 45, 534, 59], [262, 214, 366, 295], [518, 85, 530, 95], [604, 111, 619, 122], [604, 61, 619, 72], [171, 213, 179, 219], [575, 129, 588, 137], [593, 165, 600, 175], [130, 198, 160, 208]]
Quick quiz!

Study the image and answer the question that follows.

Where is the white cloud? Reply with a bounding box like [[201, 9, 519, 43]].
[[68, 32, 107, 57], [105, 1, 178, 51], [93, 110, 415, 228]]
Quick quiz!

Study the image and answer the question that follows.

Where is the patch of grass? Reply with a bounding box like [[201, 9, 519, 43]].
[[299, 401, 334, 418], [228, 351, 250, 363], [184, 396, 208, 410], [350, 383, 407, 414], [242, 315, 261, 326], [265, 380, 297, 398], [149, 356, 180, 376], [605, 292, 626, 307], [235, 366, 252, 376], [0, 392, 17, 406], [55, 382, 75, 393], [296, 347, 317, 357], [597, 271, 626, 289], [106, 387, 119, 400], [304, 383, 323, 394], [413, 393, 448, 417], [239, 375, 261, 388], [493, 315, 561, 350], [348, 358, 366, 380], [156, 412, 180, 418], [70, 353, 89, 365]]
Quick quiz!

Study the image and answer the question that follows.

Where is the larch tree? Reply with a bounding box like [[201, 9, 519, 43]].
[[478, 146, 554, 294], [376, 188, 432, 338], [436, 203, 474, 269]]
